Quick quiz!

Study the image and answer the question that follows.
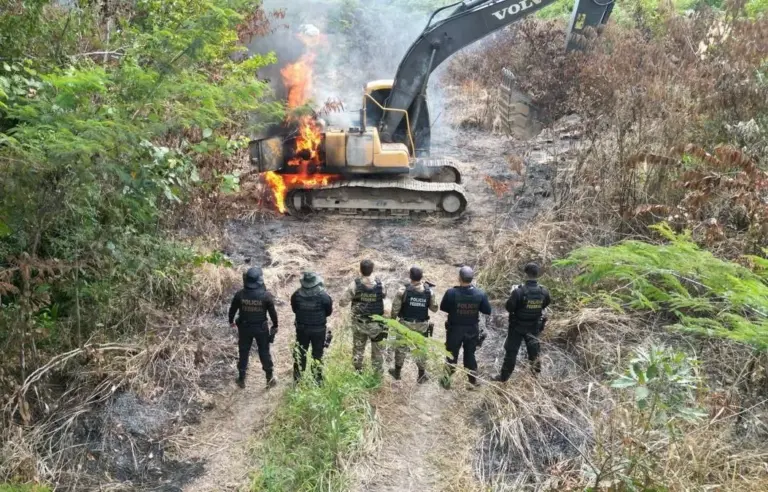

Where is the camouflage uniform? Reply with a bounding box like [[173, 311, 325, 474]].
[[390, 282, 438, 370], [340, 276, 388, 373]]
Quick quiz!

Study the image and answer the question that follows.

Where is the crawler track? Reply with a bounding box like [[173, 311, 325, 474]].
[[285, 157, 468, 218]]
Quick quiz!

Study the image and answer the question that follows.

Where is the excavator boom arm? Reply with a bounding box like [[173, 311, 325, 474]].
[[379, 0, 614, 141]]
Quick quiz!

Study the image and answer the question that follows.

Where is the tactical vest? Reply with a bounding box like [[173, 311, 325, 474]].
[[294, 290, 328, 329], [399, 285, 431, 322], [351, 279, 384, 319], [511, 283, 545, 330], [448, 287, 484, 327], [237, 288, 270, 330]]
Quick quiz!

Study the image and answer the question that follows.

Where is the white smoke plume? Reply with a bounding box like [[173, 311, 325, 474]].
[[250, 0, 455, 131]]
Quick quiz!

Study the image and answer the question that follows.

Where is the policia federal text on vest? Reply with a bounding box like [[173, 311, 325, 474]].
[[352, 278, 385, 321], [399, 284, 432, 323]]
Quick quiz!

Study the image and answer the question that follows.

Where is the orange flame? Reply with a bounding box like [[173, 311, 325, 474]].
[[264, 171, 340, 214], [280, 53, 315, 110], [264, 171, 288, 213], [288, 116, 323, 166], [264, 30, 340, 214]]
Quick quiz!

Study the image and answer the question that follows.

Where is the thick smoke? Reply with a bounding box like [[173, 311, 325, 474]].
[[250, 0, 454, 132]]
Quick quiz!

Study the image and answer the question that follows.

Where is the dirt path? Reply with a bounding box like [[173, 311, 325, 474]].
[[177, 121, 565, 490], [182, 219, 391, 491]]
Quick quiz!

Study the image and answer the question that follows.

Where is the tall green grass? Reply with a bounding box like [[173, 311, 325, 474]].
[[0, 485, 50, 492], [250, 331, 380, 492]]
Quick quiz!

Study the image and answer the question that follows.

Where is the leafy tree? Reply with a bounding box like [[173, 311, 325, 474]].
[[0, 0, 280, 376]]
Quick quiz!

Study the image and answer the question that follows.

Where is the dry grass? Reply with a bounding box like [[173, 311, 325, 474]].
[[477, 218, 591, 299], [0, 256, 245, 486], [441, 83, 500, 133], [472, 243, 768, 490], [262, 239, 317, 298]]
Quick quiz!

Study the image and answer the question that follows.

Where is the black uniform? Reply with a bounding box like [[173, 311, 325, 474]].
[[291, 287, 333, 381], [229, 286, 278, 380], [499, 280, 551, 380], [440, 285, 492, 384]]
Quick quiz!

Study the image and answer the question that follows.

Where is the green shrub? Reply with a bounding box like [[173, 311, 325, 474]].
[[250, 332, 379, 492], [556, 223, 768, 348], [0, 0, 280, 370], [0, 485, 51, 492], [588, 346, 708, 490]]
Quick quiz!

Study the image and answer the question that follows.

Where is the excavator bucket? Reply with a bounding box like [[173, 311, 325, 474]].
[[499, 0, 614, 140], [565, 0, 615, 50], [499, 68, 542, 140]]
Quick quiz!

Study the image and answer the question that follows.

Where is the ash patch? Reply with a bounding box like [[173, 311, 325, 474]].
[[223, 219, 278, 265], [359, 225, 414, 255], [474, 308, 596, 489], [473, 347, 595, 488], [67, 392, 205, 491]]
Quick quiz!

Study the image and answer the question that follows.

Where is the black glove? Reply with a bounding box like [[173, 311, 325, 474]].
[[269, 325, 278, 343], [372, 329, 388, 343], [538, 317, 547, 334], [324, 330, 333, 348], [477, 329, 487, 348], [426, 322, 434, 338]]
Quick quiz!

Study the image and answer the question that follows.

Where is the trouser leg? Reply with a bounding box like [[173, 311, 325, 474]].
[[309, 330, 326, 382], [237, 329, 254, 377], [499, 331, 524, 381], [352, 330, 368, 371], [524, 332, 541, 374], [370, 336, 384, 374], [394, 344, 408, 367], [463, 336, 479, 384], [445, 330, 462, 375], [254, 332, 273, 374], [293, 330, 311, 381]]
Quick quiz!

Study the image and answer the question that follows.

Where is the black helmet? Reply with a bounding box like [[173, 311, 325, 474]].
[[244, 267, 264, 289], [459, 266, 474, 282]]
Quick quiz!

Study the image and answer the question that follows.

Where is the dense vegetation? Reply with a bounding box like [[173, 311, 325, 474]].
[[0, 0, 278, 387], [1, 0, 281, 485], [466, 2, 768, 490], [558, 223, 768, 347]]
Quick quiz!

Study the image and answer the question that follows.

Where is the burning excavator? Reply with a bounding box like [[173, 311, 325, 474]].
[[251, 0, 614, 217]]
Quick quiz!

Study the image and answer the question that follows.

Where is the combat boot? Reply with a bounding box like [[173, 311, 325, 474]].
[[417, 367, 430, 384], [388, 365, 402, 381], [266, 371, 278, 389], [468, 371, 480, 387], [236, 372, 246, 389], [492, 374, 509, 383], [531, 359, 542, 376]]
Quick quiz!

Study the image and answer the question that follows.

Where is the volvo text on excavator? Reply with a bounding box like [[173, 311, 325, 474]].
[[250, 0, 614, 217]]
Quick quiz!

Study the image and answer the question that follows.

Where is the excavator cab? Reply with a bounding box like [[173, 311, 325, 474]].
[[363, 80, 431, 158]]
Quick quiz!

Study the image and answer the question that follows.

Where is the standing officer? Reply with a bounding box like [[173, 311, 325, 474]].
[[291, 271, 333, 383], [228, 267, 279, 389], [439, 266, 492, 387], [493, 263, 551, 382], [340, 259, 388, 375], [389, 266, 438, 383]]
